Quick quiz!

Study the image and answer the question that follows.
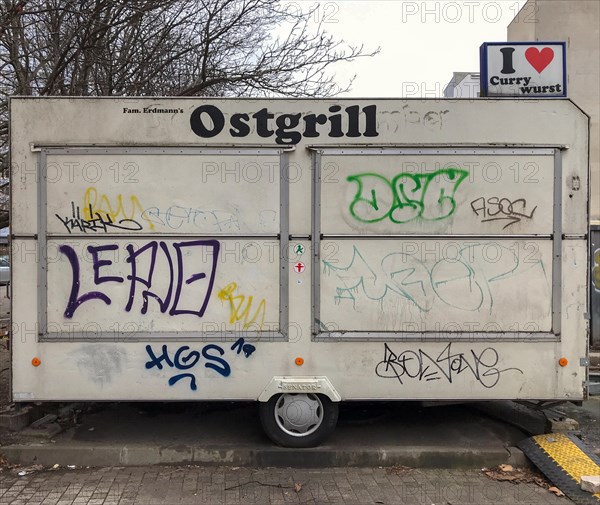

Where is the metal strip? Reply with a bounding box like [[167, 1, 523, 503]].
[[311, 150, 322, 336], [552, 149, 563, 336], [37, 150, 48, 337], [279, 151, 290, 340], [46, 234, 279, 240], [321, 234, 552, 240], [38, 147, 282, 156], [311, 148, 557, 156], [40, 331, 287, 343], [314, 332, 559, 343]]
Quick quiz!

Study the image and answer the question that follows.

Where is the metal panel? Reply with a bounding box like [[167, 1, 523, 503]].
[[312, 147, 558, 340], [45, 149, 283, 236], [318, 239, 553, 334], [38, 147, 289, 342], [319, 150, 554, 237]]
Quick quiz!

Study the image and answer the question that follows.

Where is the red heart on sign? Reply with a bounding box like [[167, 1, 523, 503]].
[[525, 47, 554, 73]]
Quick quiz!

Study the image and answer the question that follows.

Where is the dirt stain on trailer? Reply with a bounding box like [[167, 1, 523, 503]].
[[69, 345, 126, 386]]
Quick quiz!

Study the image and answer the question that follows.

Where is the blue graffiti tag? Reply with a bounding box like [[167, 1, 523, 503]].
[[145, 338, 256, 391]]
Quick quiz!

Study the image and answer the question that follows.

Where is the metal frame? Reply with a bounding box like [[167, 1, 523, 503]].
[[311, 146, 562, 342], [552, 148, 563, 336], [37, 150, 48, 338], [591, 224, 600, 349], [37, 146, 289, 342], [307, 148, 557, 156], [311, 150, 322, 336], [313, 332, 558, 343]]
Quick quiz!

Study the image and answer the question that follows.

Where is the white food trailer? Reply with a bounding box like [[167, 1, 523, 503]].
[[9, 97, 590, 446]]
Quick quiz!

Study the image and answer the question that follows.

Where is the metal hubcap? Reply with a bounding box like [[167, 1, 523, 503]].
[[274, 393, 324, 437]]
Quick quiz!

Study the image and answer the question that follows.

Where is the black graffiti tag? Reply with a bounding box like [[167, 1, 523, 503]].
[[470, 196, 537, 229], [375, 343, 523, 389], [56, 202, 143, 233]]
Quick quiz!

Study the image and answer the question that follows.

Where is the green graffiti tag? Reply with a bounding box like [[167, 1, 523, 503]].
[[322, 243, 548, 314], [346, 168, 469, 224]]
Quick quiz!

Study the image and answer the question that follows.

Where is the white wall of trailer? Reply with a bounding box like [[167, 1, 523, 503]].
[[9, 97, 589, 401]]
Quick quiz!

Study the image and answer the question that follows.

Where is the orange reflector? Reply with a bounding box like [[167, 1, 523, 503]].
[[295, 357, 304, 366], [559, 357, 568, 367], [31, 357, 41, 367]]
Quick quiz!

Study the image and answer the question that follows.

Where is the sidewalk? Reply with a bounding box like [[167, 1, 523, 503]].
[[0, 465, 570, 505]]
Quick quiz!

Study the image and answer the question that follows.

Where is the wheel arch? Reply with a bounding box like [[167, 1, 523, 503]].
[[258, 376, 341, 402]]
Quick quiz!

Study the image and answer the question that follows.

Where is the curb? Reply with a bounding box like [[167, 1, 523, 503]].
[[0, 443, 512, 469]]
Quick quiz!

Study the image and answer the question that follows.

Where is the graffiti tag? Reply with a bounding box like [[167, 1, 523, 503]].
[[375, 343, 523, 389], [59, 239, 219, 319], [141, 206, 241, 232], [323, 243, 547, 313], [470, 196, 537, 229], [347, 168, 468, 224], [56, 202, 143, 233], [83, 187, 155, 230], [218, 282, 267, 330], [145, 338, 256, 391]]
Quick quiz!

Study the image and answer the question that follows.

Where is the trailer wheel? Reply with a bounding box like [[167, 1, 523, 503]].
[[259, 393, 339, 448]]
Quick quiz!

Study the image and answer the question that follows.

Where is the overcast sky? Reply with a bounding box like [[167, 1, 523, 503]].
[[292, 0, 528, 97]]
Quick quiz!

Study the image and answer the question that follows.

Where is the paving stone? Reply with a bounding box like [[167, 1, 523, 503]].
[[0, 465, 576, 504]]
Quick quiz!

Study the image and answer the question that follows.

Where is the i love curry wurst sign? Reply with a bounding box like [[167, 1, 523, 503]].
[[480, 42, 566, 97]]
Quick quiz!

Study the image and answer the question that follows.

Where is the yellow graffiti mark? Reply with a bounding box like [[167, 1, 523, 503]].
[[83, 187, 154, 230], [218, 282, 266, 330]]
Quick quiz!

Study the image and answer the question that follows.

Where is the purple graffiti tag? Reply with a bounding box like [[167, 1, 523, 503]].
[[126, 241, 158, 313], [59, 244, 112, 318], [88, 244, 124, 285], [125, 241, 174, 314], [60, 239, 220, 320], [169, 239, 220, 317]]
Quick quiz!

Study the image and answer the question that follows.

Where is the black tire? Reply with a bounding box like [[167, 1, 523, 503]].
[[259, 393, 339, 448]]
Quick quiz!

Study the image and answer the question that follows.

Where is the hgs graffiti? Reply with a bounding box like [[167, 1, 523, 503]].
[[323, 243, 547, 313], [59, 239, 219, 318], [346, 168, 468, 224], [145, 337, 256, 391], [375, 343, 523, 389]]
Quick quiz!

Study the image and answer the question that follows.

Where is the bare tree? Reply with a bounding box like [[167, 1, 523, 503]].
[[0, 0, 379, 227]]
